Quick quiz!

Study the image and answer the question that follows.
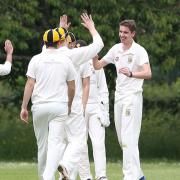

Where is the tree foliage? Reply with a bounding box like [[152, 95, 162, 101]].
[[0, 0, 178, 97], [0, 0, 179, 159]]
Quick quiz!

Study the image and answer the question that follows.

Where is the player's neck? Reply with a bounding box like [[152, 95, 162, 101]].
[[122, 39, 133, 51]]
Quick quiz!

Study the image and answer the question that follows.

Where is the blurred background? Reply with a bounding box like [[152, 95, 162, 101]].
[[0, 0, 179, 162]]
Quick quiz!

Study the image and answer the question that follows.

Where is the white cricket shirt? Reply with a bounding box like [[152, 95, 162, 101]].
[[41, 33, 103, 105], [87, 60, 109, 104], [103, 41, 149, 100], [26, 49, 76, 105], [72, 62, 91, 105]]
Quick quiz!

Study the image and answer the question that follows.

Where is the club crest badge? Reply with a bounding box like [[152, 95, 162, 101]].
[[115, 56, 119, 61], [128, 56, 133, 64]]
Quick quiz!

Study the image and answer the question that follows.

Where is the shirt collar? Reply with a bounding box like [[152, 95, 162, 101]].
[[119, 40, 136, 55], [58, 46, 69, 51]]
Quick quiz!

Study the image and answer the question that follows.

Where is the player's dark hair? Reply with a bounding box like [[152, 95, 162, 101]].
[[76, 40, 87, 48], [44, 42, 59, 48], [119, 20, 136, 32]]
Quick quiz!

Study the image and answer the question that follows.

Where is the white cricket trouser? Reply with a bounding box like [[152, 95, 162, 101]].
[[114, 93, 144, 180], [60, 102, 87, 180], [78, 103, 107, 180], [31, 102, 68, 180]]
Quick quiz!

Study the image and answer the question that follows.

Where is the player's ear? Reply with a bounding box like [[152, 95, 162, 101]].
[[132, 31, 136, 38]]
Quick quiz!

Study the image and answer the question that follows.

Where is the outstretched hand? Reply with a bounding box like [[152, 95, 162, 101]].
[[80, 13, 95, 30], [59, 14, 71, 29], [4, 40, 13, 55]]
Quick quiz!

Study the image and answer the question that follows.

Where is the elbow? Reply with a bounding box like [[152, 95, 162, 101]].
[[96, 41, 104, 54], [2, 68, 11, 75], [27, 83, 35, 91], [93, 34, 104, 50], [27, 80, 35, 90], [146, 71, 152, 79], [149, 72, 152, 79], [99, 39, 104, 50]]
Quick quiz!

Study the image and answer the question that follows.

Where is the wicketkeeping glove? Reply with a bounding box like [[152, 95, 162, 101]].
[[97, 102, 110, 127]]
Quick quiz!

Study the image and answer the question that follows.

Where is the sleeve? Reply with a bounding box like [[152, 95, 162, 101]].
[[96, 68, 109, 104], [0, 61, 11, 76], [42, 45, 46, 52], [81, 62, 92, 79], [26, 57, 37, 79], [102, 45, 116, 64], [138, 47, 149, 66], [66, 60, 77, 81], [69, 34, 104, 67]]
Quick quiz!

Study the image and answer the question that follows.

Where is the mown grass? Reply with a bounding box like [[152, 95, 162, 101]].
[[0, 160, 180, 180]]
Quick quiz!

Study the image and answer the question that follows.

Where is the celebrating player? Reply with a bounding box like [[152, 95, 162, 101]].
[[54, 13, 104, 180], [20, 29, 76, 180], [76, 40, 109, 180], [93, 19, 152, 180]]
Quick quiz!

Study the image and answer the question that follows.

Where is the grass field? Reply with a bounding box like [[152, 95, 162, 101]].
[[0, 160, 180, 180]]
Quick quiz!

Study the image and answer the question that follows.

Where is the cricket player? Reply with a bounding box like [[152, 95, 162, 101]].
[[59, 33, 92, 180], [20, 29, 76, 180], [66, 32, 76, 49], [93, 20, 152, 180], [54, 13, 104, 180], [74, 40, 109, 180], [63, 56, 91, 180], [0, 40, 13, 76]]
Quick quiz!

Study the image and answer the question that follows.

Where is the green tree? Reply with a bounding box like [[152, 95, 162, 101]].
[[0, 0, 179, 160]]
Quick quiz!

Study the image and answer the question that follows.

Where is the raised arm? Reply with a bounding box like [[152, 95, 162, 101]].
[[80, 13, 98, 37], [0, 40, 13, 76], [69, 13, 104, 67], [59, 14, 71, 29], [4, 39, 13, 63]]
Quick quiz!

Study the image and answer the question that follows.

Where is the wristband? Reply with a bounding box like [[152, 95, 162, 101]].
[[129, 71, 133, 77]]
